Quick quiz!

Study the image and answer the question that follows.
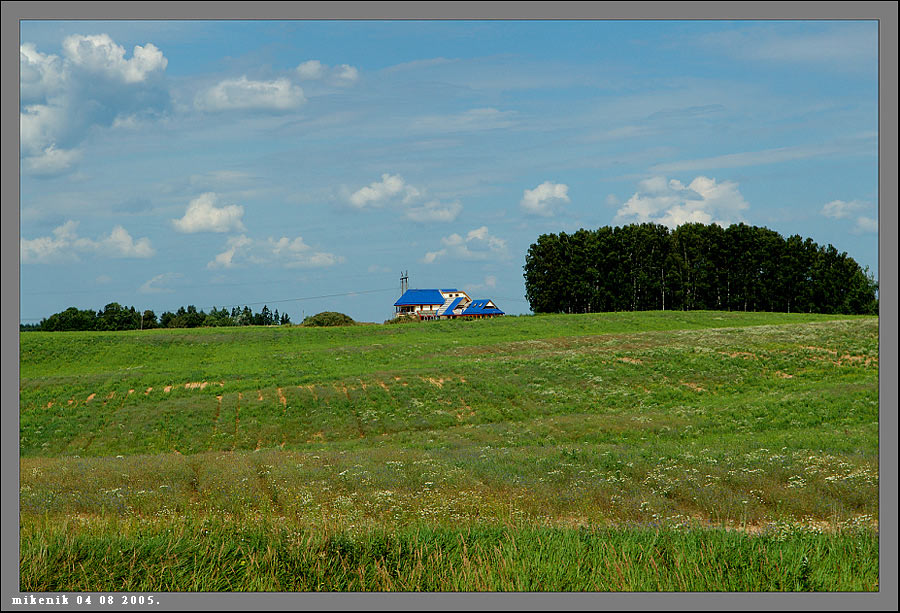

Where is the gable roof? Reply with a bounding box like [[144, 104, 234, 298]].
[[462, 299, 504, 316], [394, 289, 446, 306]]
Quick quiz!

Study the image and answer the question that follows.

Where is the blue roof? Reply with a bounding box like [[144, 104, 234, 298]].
[[445, 297, 465, 313], [440, 288, 460, 292], [394, 289, 446, 306], [461, 299, 504, 316]]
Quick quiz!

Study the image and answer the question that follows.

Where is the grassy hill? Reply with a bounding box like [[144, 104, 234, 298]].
[[18, 311, 880, 591]]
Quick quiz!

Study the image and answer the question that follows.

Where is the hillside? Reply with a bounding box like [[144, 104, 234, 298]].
[[18, 311, 880, 591]]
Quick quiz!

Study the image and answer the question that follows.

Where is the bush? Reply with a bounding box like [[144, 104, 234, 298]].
[[383, 316, 420, 325], [302, 311, 356, 327]]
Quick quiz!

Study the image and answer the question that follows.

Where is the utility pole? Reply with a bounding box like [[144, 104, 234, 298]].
[[400, 270, 408, 295]]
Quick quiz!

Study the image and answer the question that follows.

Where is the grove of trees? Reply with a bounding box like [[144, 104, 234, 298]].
[[23, 303, 291, 332], [524, 222, 878, 315]]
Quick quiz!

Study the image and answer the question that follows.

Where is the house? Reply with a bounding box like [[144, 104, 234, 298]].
[[394, 288, 505, 321]]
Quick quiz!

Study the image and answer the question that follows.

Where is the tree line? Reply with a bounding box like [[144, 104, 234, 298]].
[[21, 303, 291, 332], [523, 222, 878, 315]]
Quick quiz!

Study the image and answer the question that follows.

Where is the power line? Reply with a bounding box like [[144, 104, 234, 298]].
[[207, 287, 398, 311]]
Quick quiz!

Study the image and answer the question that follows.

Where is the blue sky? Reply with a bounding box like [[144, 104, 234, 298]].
[[19, 20, 879, 323]]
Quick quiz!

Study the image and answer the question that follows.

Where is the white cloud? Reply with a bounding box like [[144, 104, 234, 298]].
[[521, 181, 570, 217], [405, 200, 463, 223], [822, 199, 877, 235], [822, 199, 865, 219], [347, 174, 462, 222], [651, 143, 846, 174], [62, 34, 167, 83], [698, 24, 876, 70], [20, 43, 66, 102], [296, 60, 326, 80], [195, 76, 305, 111], [614, 176, 749, 228], [172, 193, 246, 233], [20, 35, 170, 176], [21, 220, 154, 263], [139, 272, 183, 294], [465, 275, 498, 294], [207, 234, 342, 269], [423, 226, 507, 263], [349, 173, 421, 208], [296, 59, 360, 85], [853, 216, 878, 234], [22, 145, 83, 176], [335, 64, 359, 84], [20, 103, 68, 155]]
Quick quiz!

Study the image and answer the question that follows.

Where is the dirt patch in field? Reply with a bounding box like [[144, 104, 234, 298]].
[[128, 389, 134, 395], [277, 388, 287, 411], [837, 354, 877, 367], [423, 377, 451, 388], [106, 392, 115, 400], [145, 387, 152, 395], [681, 382, 705, 392], [86, 393, 96, 402], [257, 390, 263, 401], [308, 431, 326, 443], [775, 371, 794, 379], [163, 386, 172, 393], [46, 401, 53, 409], [721, 351, 758, 360], [378, 381, 390, 391], [617, 357, 643, 365]]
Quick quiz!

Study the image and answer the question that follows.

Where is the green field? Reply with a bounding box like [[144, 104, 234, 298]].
[[19, 311, 880, 591]]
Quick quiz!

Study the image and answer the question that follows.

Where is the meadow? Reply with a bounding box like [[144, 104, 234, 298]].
[[18, 311, 880, 591]]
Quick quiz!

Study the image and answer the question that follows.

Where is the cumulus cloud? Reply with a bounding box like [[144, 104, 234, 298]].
[[405, 200, 463, 223], [613, 176, 749, 228], [520, 181, 570, 216], [20, 34, 170, 176], [22, 145, 83, 176], [207, 234, 342, 270], [335, 64, 359, 84], [21, 220, 154, 263], [195, 76, 305, 111], [346, 174, 462, 222], [20, 43, 66, 102], [822, 199, 865, 219], [349, 174, 421, 208], [423, 226, 507, 263], [62, 34, 167, 83], [172, 193, 246, 233], [296, 60, 326, 80], [296, 59, 359, 85], [822, 199, 877, 234]]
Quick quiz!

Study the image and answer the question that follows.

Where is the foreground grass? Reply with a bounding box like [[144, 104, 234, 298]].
[[21, 516, 878, 592]]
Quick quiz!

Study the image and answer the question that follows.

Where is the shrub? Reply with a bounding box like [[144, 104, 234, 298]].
[[302, 311, 356, 327]]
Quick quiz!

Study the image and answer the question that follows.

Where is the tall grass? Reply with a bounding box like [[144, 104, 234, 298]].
[[20, 516, 878, 592]]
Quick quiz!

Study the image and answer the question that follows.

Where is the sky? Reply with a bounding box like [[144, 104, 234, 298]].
[[18, 19, 880, 324]]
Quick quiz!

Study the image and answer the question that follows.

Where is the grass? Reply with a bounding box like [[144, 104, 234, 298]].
[[18, 311, 879, 591], [20, 517, 878, 592]]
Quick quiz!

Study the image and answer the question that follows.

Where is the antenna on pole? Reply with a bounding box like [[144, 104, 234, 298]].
[[400, 270, 408, 296]]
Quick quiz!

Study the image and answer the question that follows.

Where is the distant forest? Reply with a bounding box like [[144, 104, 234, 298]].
[[20, 303, 291, 332], [524, 222, 878, 315]]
